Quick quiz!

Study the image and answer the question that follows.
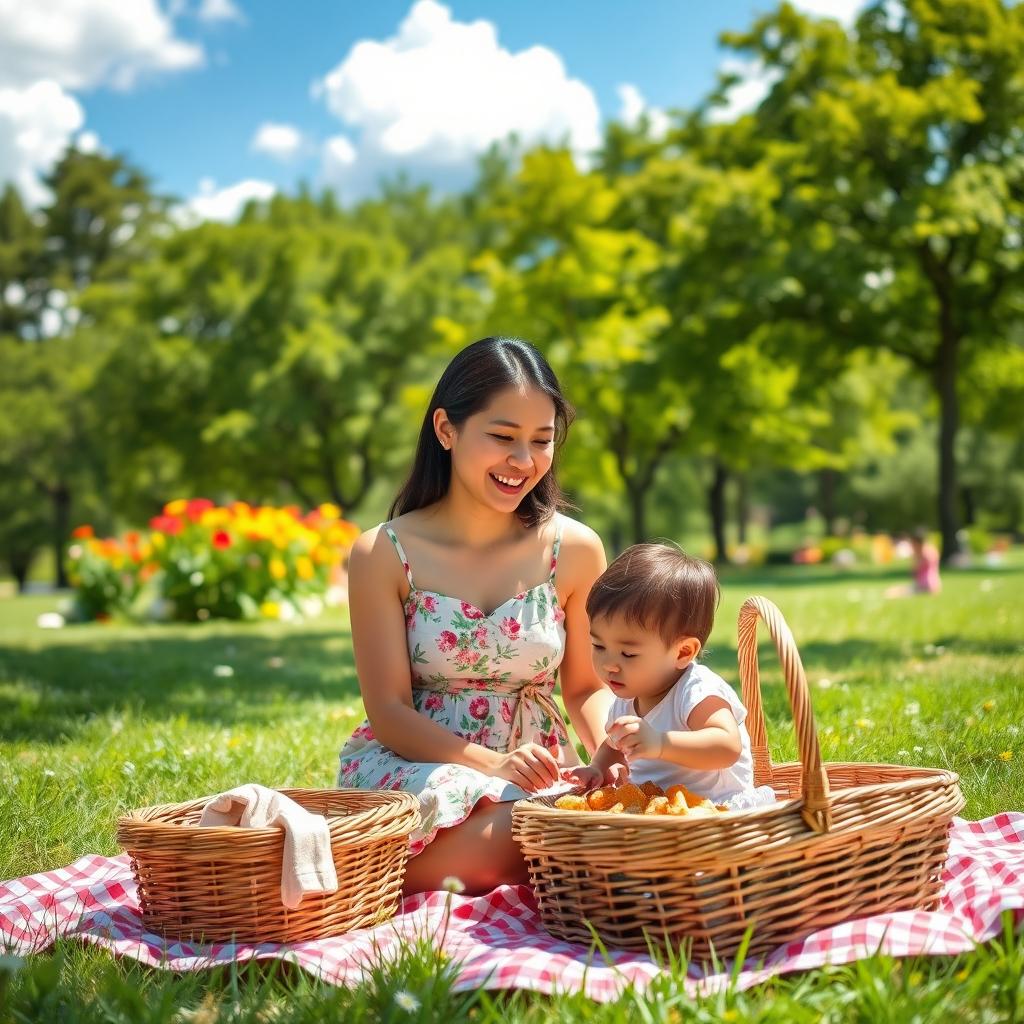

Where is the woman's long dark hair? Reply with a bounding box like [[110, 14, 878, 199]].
[[389, 337, 575, 528]]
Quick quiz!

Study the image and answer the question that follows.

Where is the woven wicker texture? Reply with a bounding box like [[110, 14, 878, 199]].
[[116, 788, 419, 944], [512, 596, 965, 960]]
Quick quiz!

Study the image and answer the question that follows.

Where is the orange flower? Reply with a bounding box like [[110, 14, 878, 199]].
[[212, 530, 232, 550], [71, 525, 94, 539]]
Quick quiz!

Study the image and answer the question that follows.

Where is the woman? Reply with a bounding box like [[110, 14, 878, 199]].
[[337, 337, 615, 895]]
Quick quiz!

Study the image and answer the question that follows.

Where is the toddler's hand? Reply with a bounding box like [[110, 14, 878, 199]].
[[559, 764, 603, 791], [607, 715, 664, 762]]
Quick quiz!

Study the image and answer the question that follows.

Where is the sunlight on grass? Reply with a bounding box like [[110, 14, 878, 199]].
[[2, 558, 1023, 1020]]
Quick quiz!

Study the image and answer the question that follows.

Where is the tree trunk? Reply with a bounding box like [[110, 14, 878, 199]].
[[818, 468, 837, 536], [935, 318, 961, 563], [52, 483, 71, 588], [10, 554, 31, 592], [708, 461, 729, 564], [736, 473, 749, 544], [961, 485, 976, 527], [919, 242, 962, 564]]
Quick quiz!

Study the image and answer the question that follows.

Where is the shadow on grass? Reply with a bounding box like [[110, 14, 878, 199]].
[[0, 625, 361, 743]]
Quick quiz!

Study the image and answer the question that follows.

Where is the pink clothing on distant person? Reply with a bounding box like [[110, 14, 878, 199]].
[[914, 544, 941, 593]]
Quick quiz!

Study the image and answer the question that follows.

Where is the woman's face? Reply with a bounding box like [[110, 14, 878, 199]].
[[438, 384, 557, 512]]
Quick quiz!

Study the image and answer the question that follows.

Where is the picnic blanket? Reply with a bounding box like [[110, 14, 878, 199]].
[[2, 814, 1022, 1001]]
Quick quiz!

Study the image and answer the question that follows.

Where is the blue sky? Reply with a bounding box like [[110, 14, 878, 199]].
[[0, 0, 862, 218]]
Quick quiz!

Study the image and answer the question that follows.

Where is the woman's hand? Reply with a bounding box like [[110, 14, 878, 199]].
[[491, 743, 562, 793], [607, 715, 664, 762]]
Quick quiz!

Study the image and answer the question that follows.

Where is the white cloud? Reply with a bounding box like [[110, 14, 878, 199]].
[[196, 0, 245, 24], [708, 1, 867, 124], [251, 122, 304, 161], [312, 0, 601, 197], [0, 0, 204, 92], [707, 58, 782, 124], [0, 1, 208, 205], [322, 135, 357, 179], [790, 0, 865, 24], [617, 83, 670, 138], [176, 176, 276, 224], [75, 130, 101, 154], [0, 81, 84, 205]]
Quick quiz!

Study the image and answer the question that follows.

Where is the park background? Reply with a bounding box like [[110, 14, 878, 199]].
[[1, 0, 1024, 1021]]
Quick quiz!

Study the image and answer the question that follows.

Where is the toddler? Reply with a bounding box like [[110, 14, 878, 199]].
[[565, 542, 774, 810]]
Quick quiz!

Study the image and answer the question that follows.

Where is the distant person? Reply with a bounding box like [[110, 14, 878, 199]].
[[886, 528, 941, 598]]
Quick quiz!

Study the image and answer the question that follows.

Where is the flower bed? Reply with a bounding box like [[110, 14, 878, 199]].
[[67, 500, 359, 622]]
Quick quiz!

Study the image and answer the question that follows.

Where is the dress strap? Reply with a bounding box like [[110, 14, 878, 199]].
[[548, 518, 564, 583], [382, 523, 415, 588]]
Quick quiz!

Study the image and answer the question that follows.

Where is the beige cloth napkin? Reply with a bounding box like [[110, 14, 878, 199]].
[[198, 784, 338, 909]]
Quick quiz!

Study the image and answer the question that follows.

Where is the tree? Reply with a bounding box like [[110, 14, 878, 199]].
[[0, 146, 168, 585], [100, 189, 479, 517], [721, 0, 1024, 559], [468, 147, 680, 544], [0, 185, 45, 337]]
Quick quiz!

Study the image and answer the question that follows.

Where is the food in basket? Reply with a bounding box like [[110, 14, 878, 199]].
[[666, 783, 708, 808], [553, 780, 728, 817]]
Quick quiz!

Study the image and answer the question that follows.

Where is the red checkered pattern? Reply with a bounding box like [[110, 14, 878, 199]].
[[2, 814, 1022, 1001]]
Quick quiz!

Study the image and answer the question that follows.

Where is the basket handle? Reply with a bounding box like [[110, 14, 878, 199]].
[[737, 596, 833, 833]]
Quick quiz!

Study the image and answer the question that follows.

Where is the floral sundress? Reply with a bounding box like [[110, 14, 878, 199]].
[[336, 518, 579, 855]]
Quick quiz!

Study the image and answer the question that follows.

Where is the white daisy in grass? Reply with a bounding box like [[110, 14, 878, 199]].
[[394, 990, 420, 1012]]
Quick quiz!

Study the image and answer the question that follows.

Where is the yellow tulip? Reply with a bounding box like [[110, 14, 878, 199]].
[[151, 532, 165, 549], [260, 601, 280, 619], [200, 507, 230, 527], [269, 558, 287, 580], [165, 499, 188, 516], [318, 503, 341, 520], [296, 556, 315, 580]]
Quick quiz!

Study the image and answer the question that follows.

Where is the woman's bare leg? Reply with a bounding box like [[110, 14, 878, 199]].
[[401, 800, 529, 896]]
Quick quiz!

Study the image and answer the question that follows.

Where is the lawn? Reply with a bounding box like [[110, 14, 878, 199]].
[[1, 555, 1023, 1021]]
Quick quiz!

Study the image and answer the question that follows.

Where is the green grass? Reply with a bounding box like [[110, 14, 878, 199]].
[[1, 556, 1023, 1022]]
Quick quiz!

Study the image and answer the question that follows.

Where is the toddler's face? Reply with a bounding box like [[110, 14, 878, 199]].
[[589, 612, 698, 712]]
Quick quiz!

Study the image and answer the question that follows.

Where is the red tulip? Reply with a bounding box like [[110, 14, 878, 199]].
[[149, 514, 184, 535], [185, 498, 215, 522]]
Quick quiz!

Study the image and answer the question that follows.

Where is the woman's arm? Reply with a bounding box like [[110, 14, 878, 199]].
[[555, 518, 616, 756], [348, 527, 560, 791]]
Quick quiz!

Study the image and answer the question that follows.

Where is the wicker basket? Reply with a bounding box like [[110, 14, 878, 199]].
[[116, 787, 419, 944], [512, 596, 965, 961]]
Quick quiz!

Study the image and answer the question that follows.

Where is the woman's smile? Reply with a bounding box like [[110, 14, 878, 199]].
[[489, 472, 528, 495]]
